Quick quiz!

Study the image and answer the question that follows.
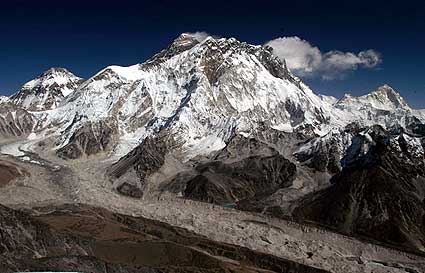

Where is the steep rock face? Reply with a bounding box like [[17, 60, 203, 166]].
[[10, 67, 83, 111], [109, 133, 297, 205], [295, 112, 425, 175], [0, 102, 38, 138], [107, 135, 169, 197], [183, 154, 296, 205], [293, 125, 425, 253], [404, 115, 425, 136], [143, 32, 202, 66], [56, 120, 116, 159]]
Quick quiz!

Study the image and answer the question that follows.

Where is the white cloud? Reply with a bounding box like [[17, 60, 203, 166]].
[[265, 37, 382, 80], [358, 49, 382, 68], [265, 37, 322, 75], [185, 31, 211, 42]]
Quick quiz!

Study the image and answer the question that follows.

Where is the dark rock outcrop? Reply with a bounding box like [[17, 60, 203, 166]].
[[295, 123, 362, 174], [184, 154, 296, 205], [56, 120, 115, 159], [171, 136, 297, 205], [293, 125, 425, 253], [107, 135, 168, 197]]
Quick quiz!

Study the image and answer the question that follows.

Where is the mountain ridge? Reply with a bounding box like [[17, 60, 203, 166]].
[[0, 35, 423, 158]]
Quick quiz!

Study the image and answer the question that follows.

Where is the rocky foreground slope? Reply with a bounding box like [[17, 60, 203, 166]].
[[1, 33, 425, 271], [1, 203, 328, 273]]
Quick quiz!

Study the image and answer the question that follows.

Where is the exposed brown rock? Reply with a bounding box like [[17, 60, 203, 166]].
[[0, 203, 329, 273], [0, 160, 28, 187], [107, 135, 169, 197], [57, 120, 115, 159]]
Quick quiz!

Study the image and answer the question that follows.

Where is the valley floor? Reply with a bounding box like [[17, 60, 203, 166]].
[[0, 138, 424, 273]]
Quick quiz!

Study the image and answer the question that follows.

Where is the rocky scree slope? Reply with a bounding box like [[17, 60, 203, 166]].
[[0, 203, 329, 273]]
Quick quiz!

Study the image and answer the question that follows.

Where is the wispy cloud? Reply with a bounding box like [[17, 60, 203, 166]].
[[185, 31, 211, 42], [265, 37, 382, 80]]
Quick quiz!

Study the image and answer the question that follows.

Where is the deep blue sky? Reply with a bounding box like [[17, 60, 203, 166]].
[[1, 0, 425, 108]]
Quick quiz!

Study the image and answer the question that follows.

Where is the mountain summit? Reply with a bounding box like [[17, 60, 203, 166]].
[[10, 67, 83, 111], [366, 84, 410, 110], [337, 84, 410, 110], [331, 84, 419, 127]]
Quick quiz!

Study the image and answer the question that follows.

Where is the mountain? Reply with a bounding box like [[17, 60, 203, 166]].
[[337, 85, 410, 111], [44, 33, 336, 159], [103, 35, 424, 208], [1, 33, 425, 259], [0, 95, 8, 104], [0, 67, 82, 138], [10, 67, 83, 111], [6, 35, 422, 160], [332, 85, 423, 128], [293, 125, 425, 252]]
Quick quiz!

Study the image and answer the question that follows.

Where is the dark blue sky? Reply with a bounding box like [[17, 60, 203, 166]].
[[1, 0, 425, 108]]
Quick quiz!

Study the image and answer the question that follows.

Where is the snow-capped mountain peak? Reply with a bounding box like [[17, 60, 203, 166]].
[[332, 84, 420, 128], [0, 95, 8, 104], [22, 67, 81, 92], [10, 67, 83, 111], [44, 34, 338, 159], [144, 33, 203, 66], [4, 34, 424, 163], [337, 84, 410, 111], [365, 84, 410, 110]]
